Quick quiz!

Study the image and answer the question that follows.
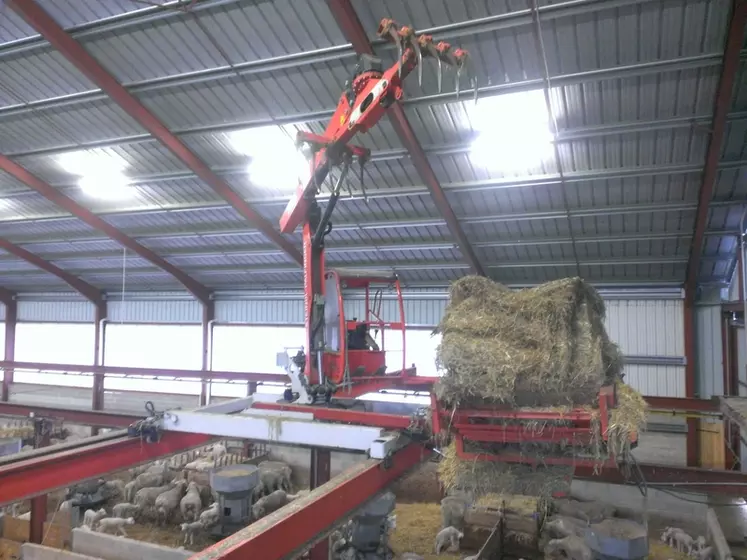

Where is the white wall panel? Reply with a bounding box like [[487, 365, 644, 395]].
[[18, 301, 94, 323], [695, 305, 723, 398], [104, 324, 202, 369], [605, 300, 684, 357], [107, 298, 202, 324], [15, 323, 95, 366], [623, 365, 686, 397]]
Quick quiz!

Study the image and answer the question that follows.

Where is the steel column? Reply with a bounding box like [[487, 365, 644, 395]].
[[308, 448, 332, 560], [29, 420, 51, 544], [0, 290, 16, 402], [190, 444, 427, 560], [684, 292, 700, 466], [324, 0, 485, 276], [92, 301, 107, 416], [686, 0, 747, 292], [9, 0, 301, 266], [200, 301, 215, 406]]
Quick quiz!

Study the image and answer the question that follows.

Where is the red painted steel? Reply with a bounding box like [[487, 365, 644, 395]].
[[252, 401, 415, 430], [0, 238, 103, 304], [0, 361, 288, 384], [0, 154, 212, 303], [0, 432, 212, 505], [686, 0, 747, 292], [644, 396, 720, 413], [324, 0, 483, 275], [684, 294, 700, 466], [308, 448, 332, 560], [0, 402, 140, 428], [1, 295, 16, 402], [574, 463, 747, 495], [190, 444, 427, 560], [8, 0, 301, 267]]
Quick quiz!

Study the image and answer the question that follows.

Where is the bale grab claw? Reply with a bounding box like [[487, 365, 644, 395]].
[[376, 18, 477, 101]]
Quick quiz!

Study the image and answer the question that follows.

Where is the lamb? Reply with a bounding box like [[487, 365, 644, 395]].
[[181, 520, 205, 546], [96, 517, 135, 537], [184, 458, 215, 472], [690, 546, 714, 560], [661, 527, 694, 554], [252, 490, 289, 520], [544, 516, 587, 539], [544, 535, 593, 560], [112, 502, 141, 519], [155, 481, 186, 525], [694, 536, 707, 551], [258, 461, 292, 493], [198, 502, 220, 528], [210, 443, 227, 461], [124, 481, 139, 503], [134, 471, 167, 489], [181, 481, 204, 522], [434, 526, 463, 555], [83, 508, 107, 529], [440, 496, 468, 530]]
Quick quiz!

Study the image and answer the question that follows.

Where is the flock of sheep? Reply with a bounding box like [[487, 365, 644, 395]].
[[661, 527, 714, 560], [53, 443, 307, 547]]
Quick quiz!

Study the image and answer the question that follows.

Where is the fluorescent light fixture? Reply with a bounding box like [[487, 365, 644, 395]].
[[468, 90, 554, 173], [57, 150, 134, 200], [229, 126, 310, 191]]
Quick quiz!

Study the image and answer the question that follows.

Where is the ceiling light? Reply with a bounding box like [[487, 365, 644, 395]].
[[78, 173, 133, 201], [468, 90, 555, 173], [57, 150, 134, 200], [229, 126, 310, 192]]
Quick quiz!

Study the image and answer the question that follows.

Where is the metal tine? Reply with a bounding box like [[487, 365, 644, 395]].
[[377, 19, 403, 78]]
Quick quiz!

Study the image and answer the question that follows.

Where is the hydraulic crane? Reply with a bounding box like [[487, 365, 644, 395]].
[[277, 19, 474, 405]]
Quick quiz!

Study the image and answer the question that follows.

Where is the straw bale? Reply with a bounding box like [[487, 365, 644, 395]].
[[436, 276, 621, 408]]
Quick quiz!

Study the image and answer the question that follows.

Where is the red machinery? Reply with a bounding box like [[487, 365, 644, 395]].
[[277, 19, 472, 404]]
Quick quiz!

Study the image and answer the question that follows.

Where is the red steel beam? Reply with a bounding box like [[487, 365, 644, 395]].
[[686, 0, 747, 291], [645, 396, 720, 414], [0, 237, 103, 304], [576, 463, 747, 495], [0, 402, 139, 428], [0, 432, 211, 505], [190, 443, 427, 560], [0, 156, 211, 303], [324, 0, 485, 276], [0, 360, 288, 384], [9, 0, 302, 267], [684, 293, 701, 466]]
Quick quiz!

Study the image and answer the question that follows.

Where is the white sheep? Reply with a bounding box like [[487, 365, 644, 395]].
[[180, 481, 203, 522], [694, 536, 707, 551], [83, 508, 107, 529], [434, 526, 463, 555], [134, 471, 166, 489], [134, 483, 174, 514], [545, 516, 586, 539], [101, 480, 125, 499], [544, 535, 593, 560], [210, 443, 227, 461], [198, 502, 220, 528], [155, 481, 186, 525], [112, 502, 141, 519], [672, 531, 695, 554], [690, 545, 714, 560], [123, 480, 139, 503], [96, 517, 135, 537], [181, 520, 205, 545], [58, 500, 73, 512], [184, 458, 215, 472], [258, 461, 292, 493], [252, 490, 289, 520]]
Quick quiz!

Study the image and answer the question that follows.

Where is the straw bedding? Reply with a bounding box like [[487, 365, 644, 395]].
[[435, 276, 623, 408]]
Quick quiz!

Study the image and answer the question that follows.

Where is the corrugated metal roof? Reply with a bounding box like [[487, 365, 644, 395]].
[[0, 0, 741, 293]]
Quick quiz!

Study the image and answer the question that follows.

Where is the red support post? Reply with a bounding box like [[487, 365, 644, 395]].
[[29, 419, 51, 544], [684, 292, 700, 466], [1, 292, 16, 402], [308, 448, 332, 560], [200, 301, 215, 406]]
